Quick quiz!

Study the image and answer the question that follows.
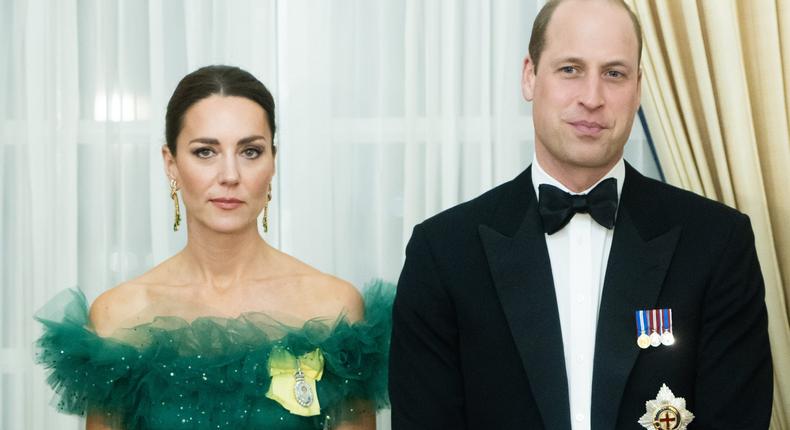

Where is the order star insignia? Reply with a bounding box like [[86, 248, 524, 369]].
[[638, 384, 695, 430]]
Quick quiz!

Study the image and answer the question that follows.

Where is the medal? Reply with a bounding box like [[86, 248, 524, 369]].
[[638, 384, 694, 430], [293, 363, 314, 407], [636, 310, 650, 349], [637, 308, 676, 349], [661, 308, 675, 346], [650, 309, 661, 347], [265, 347, 323, 416]]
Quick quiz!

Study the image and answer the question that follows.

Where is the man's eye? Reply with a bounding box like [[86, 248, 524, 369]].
[[560, 66, 577, 74], [606, 70, 624, 78], [242, 147, 262, 159], [193, 148, 215, 158]]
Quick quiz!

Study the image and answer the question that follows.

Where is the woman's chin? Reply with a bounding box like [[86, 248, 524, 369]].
[[195, 219, 259, 235]]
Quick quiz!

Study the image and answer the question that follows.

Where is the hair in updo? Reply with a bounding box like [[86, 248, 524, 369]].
[[165, 65, 276, 155]]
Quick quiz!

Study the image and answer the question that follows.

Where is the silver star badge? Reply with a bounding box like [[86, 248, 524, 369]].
[[638, 384, 695, 430]]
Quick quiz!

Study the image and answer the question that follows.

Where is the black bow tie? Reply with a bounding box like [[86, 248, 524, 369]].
[[538, 177, 618, 235]]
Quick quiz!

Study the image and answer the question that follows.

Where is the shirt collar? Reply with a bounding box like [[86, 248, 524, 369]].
[[531, 154, 625, 200]]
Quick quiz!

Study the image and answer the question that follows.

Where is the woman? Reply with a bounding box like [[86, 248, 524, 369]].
[[35, 65, 391, 429]]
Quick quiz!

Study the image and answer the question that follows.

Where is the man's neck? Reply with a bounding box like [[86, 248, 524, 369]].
[[534, 151, 622, 193]]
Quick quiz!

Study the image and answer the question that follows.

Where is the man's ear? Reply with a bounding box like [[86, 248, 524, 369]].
[[162, 145, 179, 184], [636, 67, 643, 105], [522, 55, 537, 102]]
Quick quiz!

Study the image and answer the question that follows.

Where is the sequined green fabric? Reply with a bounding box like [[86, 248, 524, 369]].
[[35, 281, 394, 429]]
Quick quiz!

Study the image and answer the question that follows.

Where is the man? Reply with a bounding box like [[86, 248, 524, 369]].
[[389, 0, 773, 429]]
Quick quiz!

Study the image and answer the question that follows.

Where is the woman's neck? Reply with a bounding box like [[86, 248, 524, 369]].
[[178, 220, 274, 291]]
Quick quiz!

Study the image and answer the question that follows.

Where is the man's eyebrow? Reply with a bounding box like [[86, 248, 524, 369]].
[[601, 60, 633, 70], [188, 135, 268, 145], [553, 57, 585, 65]]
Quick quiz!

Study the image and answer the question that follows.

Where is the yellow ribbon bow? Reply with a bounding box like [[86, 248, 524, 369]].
[[266, 347, 324, 416]]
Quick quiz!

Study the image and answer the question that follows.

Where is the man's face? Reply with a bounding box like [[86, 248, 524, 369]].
[[522, 0, 641, 182]]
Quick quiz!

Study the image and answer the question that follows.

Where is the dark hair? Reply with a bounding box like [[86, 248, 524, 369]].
[[528, 0, 643, 72], [165, 65, 276, 155]]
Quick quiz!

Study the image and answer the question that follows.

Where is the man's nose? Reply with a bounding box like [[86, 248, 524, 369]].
[[579, 76, 605, 109]]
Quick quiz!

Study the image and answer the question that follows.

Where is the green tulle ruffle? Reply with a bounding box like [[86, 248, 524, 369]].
[[35, 281, 394, 430]]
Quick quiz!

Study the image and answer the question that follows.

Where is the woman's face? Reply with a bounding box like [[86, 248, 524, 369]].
[[163, 95, 275, 234]]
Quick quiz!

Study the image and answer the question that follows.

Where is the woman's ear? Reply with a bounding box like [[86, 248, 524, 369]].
[[162, 145, 179, 183]]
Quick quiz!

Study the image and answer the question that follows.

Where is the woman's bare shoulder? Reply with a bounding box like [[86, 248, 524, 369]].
[[88, 260, 179, 337], [301, 273, 364, 323], [89, 281, 150, 337], [266, 251, 364, 322]]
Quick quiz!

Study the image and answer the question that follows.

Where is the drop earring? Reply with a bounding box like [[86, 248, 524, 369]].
[[263, 184, 272, 233], [170, 179, 181, 231]]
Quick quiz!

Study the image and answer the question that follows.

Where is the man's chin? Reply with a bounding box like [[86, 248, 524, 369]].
[[561, 149, 622, 171]]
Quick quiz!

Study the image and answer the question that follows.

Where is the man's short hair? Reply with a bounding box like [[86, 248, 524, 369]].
[[528, 0, 643, 72]]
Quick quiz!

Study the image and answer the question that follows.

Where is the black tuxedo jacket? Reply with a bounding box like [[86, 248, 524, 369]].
[[389, 164, 772, 429]]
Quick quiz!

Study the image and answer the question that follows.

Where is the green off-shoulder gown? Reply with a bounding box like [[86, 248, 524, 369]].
[[35, 281, 394, 430]]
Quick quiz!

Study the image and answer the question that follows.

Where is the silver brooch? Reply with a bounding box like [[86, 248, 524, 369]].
[[294, 366, 314, 407], [638, 383, 694, 430]]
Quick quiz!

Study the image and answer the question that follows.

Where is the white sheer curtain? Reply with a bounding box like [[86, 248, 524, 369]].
[[0, 0, 660, 428]]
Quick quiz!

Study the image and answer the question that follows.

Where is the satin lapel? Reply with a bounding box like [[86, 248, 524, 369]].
[[590, 200, 681, 430], [479, 202, 571, 430]]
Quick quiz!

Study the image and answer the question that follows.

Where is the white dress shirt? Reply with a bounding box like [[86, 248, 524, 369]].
[[531, 156, 625, 430]]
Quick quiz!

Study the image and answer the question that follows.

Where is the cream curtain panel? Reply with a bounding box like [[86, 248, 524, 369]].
[[627, 0, 790, 427]]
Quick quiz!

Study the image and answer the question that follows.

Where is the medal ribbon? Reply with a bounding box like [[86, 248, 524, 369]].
[[668, 308, 673, 334], [651, 309, 658, 334], [635, 310, 640, 336], [635, 310, 648, 336]]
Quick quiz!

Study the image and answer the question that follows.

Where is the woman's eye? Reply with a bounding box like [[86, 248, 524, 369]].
[[241, 147, 262, 159], [194, 148, 215, 158]]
